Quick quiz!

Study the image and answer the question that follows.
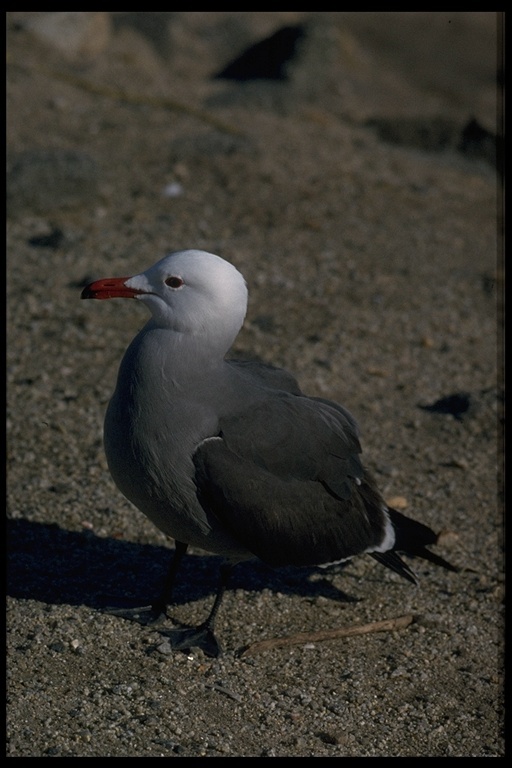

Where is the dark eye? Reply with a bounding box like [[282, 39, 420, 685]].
[[165, 276, 184, 289]]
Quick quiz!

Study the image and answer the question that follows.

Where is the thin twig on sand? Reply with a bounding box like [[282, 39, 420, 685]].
[[239, 614, 415, 657]]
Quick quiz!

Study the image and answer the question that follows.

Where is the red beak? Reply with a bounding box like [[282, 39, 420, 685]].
[[81, 277, 144, 300]]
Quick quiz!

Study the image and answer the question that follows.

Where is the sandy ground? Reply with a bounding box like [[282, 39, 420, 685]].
[[7, 12, 503, 757]]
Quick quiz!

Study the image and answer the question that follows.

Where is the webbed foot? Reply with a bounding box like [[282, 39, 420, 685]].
[[104, 603, 168, 626], [160, 623, 223, 657]]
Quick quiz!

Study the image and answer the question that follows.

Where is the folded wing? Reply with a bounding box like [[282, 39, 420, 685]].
[[192, 393, 391, 567]]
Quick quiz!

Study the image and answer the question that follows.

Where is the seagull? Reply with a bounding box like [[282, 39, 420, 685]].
[[81, 249, 456, 656]]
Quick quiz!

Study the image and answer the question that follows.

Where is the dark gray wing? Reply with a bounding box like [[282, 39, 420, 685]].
[[192, 393, 389, 567], [218, 394, 363, 499]]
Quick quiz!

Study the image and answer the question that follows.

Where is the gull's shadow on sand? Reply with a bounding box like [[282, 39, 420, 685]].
[[7, 518, 359, 612]]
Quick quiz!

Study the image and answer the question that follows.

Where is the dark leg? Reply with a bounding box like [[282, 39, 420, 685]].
[[106, 541, 188, 625], [151, 540, 189, 617], [162, 562, 232, 657]]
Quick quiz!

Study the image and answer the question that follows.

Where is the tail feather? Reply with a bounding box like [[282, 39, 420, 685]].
[[370, 550, 418, 585], [373, 507, 459, 583], [406, 546, 459, 574]]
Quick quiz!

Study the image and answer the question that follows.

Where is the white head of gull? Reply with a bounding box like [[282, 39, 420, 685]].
[[81, 249, 456, 656]]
